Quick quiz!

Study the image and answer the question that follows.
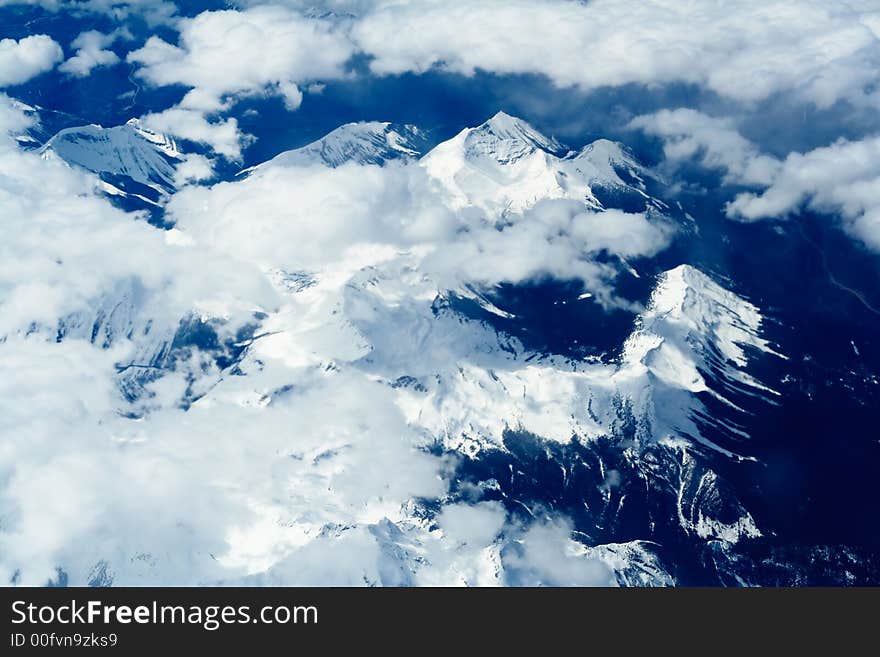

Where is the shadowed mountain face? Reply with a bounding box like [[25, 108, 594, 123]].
[[5, 14, 880, 585]]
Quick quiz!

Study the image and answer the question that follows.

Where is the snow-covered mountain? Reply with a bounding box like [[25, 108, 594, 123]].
[[243, 121, 427, 173], [8, 99, 82, 149], [620, 264, 784, 455], [39, 119, 183, 221], [7, 101, 872, 588], [421, 111, 655, 216], [175, 116, 778, 581], [331, 259, 780, 459]]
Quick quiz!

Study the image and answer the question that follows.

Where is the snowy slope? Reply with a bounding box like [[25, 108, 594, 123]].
[[184, 257, 775, 573], [331, 261, 782, 458], [243, 121, 427, 174], [40, 119, 183, 207], [618, 265, 785, 454], [7, 99, 82, 149], [421, 111, 651, 216]]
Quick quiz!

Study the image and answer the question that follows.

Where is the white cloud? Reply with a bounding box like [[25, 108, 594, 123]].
[[0, 94, 34, 135], [7, 0, 872, 586], [117, 1, 880, 158], [233, 0, 377, 11], [0, 0, 60, 7], [0, 35, 63, 87], [59, 30, 122, 77], [277, 80, 303, 111], [351, 0, 880, 108], [0, 95, 444, 584], [422, 199, 671, 310], [0, 95, 281, 583], [24, 0, 878, 121], [129, 7, 353, 100], [631, 107, 880, 251], [437, 501, 506, 547], [139, 108, 245, 159], [173, 152, 215, 186], [503, 518, 616, 586], [0, 333, 452, 584], [166, 160, 453, 269], [126, 6, 355, 156], [728, 136, 880, 251], [167, 156, 669, 307], [629, 109, 781, 186]]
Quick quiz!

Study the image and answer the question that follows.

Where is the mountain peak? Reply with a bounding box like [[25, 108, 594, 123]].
[[485, 110, 517, 126], [247, 121, 427, 172], [40, 121, 181, 191], [484, 110, 532, 131], [469, 111, 564, 161], [575, 138, 640, 169], [624, 264, 782, 393]]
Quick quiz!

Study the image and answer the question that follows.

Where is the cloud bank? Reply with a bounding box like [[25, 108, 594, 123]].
[[728, 136, 880, 251], [0, 35, 63, 87], [59, 30, 123, 77], [631, 107, 880, 251], [350, 0, 880, 107], [629, 109, 782, 187], [125, 5, 355, 154]]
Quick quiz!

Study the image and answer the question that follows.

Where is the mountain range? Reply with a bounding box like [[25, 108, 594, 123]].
[[10, 106, 878, 586]]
